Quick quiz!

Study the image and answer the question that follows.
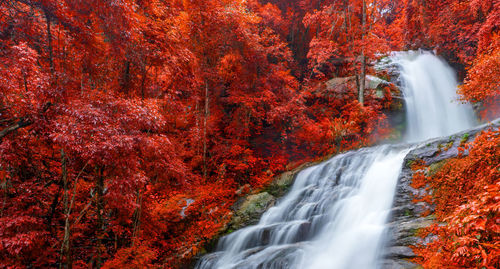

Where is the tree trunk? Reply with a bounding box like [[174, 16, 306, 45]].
[[95, 167, 105, 268], [0, 102, 50, 142], [202, 83, 209, 181], [60, 149, 72, 269], [140, 62, 147, 100], [359, 56, 366, 105], [420, 0, 428, 32], [358, 0, 367, 105], [131, 189, 143, 247], [0, 118, 32, 142], [44, 10, 54, 74], [121, 61, 131, 95], [23, 73, 28, 92]]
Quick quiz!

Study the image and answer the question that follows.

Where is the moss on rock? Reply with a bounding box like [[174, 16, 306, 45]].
[[265, 171, 296, 197], [229, 192, 276, 230], [427, 160, 448, 177]]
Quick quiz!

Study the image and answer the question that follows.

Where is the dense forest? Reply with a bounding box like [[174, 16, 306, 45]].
[[0, 0, 498, 268]]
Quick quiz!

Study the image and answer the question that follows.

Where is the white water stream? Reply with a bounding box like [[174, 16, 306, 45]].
[[195, 51, 476, 269], [393, 51, 476, 141]]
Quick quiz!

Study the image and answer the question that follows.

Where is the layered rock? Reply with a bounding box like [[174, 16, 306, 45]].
[[382, 118, 500, 268]]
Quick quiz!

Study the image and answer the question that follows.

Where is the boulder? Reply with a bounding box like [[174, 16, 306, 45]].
[[229, 192, 276, 230], [265, 171, 297, 197]]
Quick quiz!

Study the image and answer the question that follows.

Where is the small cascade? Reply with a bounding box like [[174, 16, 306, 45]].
[[392, 51, 476, 142], [195, 51, 477, 269]]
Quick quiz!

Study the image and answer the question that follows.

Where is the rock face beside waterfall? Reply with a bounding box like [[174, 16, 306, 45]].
[[229, 192, 276, 230], [226, 166, 304, 232], [381, 118, 500, 269]]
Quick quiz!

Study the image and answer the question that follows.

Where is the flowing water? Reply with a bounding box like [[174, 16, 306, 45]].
[[195, 51, 477, 269], [393, 51, 476, 141]]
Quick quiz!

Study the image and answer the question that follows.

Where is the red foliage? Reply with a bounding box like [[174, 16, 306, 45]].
[[1, 0, 365, 267], [0, 0, 496, 268], [302, 0, 392, 78], [395, 0, 500, 119], [412, 130, 500, 268]]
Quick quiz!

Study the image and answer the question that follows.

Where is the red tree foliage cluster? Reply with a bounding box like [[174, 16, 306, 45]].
[[411, 129, 499, 268], [0, 0, 498, 268], [0, 0, 391, 267], [395, 0, 500, 118]]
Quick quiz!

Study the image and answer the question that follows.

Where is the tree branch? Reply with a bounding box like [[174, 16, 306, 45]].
[[0, 102, 52, 141], [0, 118, 32, 141]]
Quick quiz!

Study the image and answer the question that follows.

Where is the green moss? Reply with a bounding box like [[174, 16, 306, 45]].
[[406, 158, 423, 168], [445, 141, 454, 150], [406, 159, 415, 168], [230, 192, 275, 230], [265, 171, 295, 197], [427, 160, 448, 177], [461, 133, 470, 144], [404, 209, 412, 217], [409, 227, 419, 236]]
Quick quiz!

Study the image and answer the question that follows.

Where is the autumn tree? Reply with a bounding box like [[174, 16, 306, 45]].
[[303, 0, 392, 99], [1, 0, 192, 267], [0, 0, 306, 267]]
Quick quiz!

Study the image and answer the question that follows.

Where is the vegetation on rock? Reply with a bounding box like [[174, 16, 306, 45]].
[[411, 129, 499, 268]]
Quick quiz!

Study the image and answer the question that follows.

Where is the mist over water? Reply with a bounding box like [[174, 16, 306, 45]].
[[195, 52, 477, 269]]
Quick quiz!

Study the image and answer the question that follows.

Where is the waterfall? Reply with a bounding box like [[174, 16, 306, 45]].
[[195, 52, 477, 269], [393, 51, 476, 142]]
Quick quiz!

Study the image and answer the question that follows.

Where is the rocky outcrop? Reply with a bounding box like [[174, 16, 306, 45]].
[[382, 118, 500, 268], [316, 75, 398, 98], [228, 192, 276, 230], [264, 170, 297, 197], [313, 72, 406, 138], [226, 159, 327, 232]]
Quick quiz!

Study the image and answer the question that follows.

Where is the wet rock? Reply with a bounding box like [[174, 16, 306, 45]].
[[385, 246, 415, 259], [229, 192, 276, 230], [232, 243, 306, 269], [266, 171, 297, 197], [380, 259, 421, 269], [386, 215, 436, 246], [316, 75, 400, 99]]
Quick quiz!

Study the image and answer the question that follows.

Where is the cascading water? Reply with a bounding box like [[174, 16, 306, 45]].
[[197, 146, 409, 269], [195, 51, 477, 269], [393, 51, 476, 141]]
